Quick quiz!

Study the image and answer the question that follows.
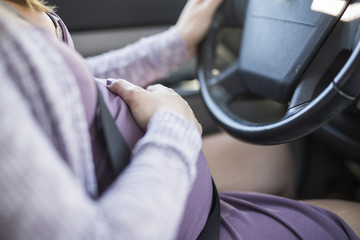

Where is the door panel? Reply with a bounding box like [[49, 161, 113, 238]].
[[48, 0, 187, 31], [71, 26, 167, 57]]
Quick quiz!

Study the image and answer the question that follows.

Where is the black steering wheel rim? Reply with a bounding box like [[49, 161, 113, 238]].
[[198, 0, 360, 145]]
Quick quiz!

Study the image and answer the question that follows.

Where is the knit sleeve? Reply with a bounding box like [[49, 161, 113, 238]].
[[86, 27, 192, 87]]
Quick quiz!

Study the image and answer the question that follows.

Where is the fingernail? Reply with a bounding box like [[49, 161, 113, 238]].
[[106, 79, 113, 85]]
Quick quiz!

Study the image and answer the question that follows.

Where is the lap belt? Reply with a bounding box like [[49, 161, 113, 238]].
[[197, 179, 221, 240], [98, 89, 221, 239]]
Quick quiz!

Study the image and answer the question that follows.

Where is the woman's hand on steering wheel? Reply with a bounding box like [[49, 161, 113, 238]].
[[175, 0, 224, 56]]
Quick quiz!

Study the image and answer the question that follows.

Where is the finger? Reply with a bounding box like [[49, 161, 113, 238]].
[[146, 84, 172, 92], [202, 0, 224, 14], [146, 84, 165, 92], [107, 79, 143, 103], [197, 122, 203, 135], [185, 0, 202, 7]]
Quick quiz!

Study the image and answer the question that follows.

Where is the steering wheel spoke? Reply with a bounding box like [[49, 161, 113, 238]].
[[208, 63, 247, 98]]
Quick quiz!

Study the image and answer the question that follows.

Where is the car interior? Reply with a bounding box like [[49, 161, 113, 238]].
[[48, 0, 360, 205]]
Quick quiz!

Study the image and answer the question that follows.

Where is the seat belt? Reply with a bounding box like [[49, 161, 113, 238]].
[[98, 89, 220, 239], [97, 90, 130, 174], [197, 179, 221, 240]]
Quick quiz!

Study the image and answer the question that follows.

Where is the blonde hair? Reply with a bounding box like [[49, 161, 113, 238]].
[[6, 0, 55, 12]]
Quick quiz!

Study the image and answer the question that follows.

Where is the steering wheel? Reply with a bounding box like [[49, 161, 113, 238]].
[[198, 0, 360, 145]]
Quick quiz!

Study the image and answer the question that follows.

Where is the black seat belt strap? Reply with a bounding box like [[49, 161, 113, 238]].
[[197, 179, 221, 240], [97, 89, 131, 174]]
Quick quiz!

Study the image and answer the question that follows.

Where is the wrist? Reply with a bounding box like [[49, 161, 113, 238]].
[[175, 25, 196, 56]]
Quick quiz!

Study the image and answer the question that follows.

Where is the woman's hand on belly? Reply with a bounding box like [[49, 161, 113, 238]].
[[106, 79, 202, 134]]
